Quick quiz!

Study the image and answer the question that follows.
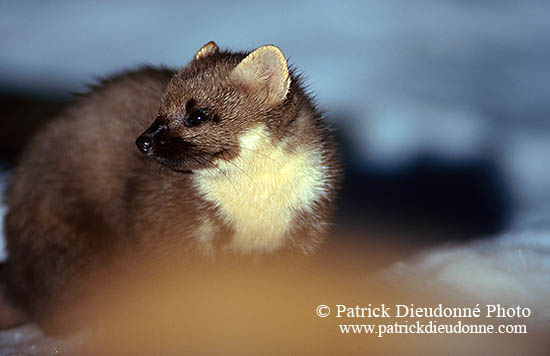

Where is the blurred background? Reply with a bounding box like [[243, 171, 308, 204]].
[[1, 0, 549, 256]]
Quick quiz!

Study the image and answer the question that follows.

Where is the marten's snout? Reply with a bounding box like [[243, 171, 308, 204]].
[[136, 135, 152, 154], [136, 118, 168, 155]]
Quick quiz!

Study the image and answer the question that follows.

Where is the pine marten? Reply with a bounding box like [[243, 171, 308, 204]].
[[1, 42, 340, 334]]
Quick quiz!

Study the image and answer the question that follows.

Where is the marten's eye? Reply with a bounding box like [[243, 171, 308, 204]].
[[184, 109, 209, 127]]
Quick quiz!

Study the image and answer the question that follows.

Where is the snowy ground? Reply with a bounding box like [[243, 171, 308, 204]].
[[385, 225, 550, 325]]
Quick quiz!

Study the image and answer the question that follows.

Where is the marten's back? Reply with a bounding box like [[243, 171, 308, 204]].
[[7, 68, 174, 225], [2, 68, 177, 326]]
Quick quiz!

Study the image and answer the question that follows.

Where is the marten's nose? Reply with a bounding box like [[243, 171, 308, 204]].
[[136, 118, 168, 155], [136, 135, 152, 154]]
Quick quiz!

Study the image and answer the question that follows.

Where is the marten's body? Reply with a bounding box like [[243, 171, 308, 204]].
[[1, 42, 340, 333]]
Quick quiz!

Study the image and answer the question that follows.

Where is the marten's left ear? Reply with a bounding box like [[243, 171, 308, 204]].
[[194, 41, 219, 60], [230, 45, 290, 105]]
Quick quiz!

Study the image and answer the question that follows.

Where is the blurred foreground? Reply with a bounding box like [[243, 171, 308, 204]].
[[0, 227, 547, 355]]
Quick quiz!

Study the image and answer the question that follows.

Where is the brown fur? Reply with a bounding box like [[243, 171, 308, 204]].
[[1, 42, 340, 334]]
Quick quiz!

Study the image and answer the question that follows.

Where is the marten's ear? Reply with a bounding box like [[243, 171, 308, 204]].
[[194, 41, 219, 60], [230, 45, 290, 105]]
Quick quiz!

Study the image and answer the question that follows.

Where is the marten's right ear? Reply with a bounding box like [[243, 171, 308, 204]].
[[194, 41, 219, 60]]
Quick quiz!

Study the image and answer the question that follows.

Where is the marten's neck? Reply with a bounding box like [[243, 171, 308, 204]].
[[192, 114, 330, 254]]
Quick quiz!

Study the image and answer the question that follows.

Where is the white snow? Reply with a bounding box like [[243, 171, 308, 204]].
[[385, 224, 550, 327]]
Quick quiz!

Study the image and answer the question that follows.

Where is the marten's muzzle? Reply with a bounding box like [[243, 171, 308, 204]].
[[136, 117, 203, 172], [136, 117, 168, 155]]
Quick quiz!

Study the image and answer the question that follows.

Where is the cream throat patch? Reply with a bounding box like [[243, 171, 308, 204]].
[[192, 124, 329, 253]]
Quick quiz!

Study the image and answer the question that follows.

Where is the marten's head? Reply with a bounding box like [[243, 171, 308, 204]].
[[136, 41, 301, 173], [138, 42, 335, 253]]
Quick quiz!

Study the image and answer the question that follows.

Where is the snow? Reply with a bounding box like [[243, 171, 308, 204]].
[[384, 223, 550, 332]]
